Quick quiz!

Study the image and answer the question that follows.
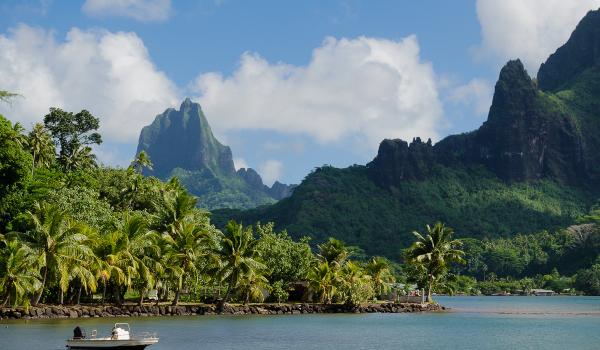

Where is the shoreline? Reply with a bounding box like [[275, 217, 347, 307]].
[[0, 302, 444, 320]]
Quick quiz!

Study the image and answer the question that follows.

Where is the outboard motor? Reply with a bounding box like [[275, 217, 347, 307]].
[[73, 326, 86, 339]]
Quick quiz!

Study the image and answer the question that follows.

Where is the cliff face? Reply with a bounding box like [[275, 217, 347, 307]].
[[538, 9, 600, 92], [215, 9, 600, 257], [137, 98, 235, 178], [367, 137, 435, 189], [370, 59, 588, 188], [136, 99, 294, 209]]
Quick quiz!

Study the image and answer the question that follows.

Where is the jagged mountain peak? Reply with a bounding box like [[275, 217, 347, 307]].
[[538, 8, 600, 91], [213, 8, 600, 258], [136, 99, 295, 209], [137, 98, 235, 178]]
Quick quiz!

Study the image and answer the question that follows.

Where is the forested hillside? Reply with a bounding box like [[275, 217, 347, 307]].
[[214, 9, 600, 259]]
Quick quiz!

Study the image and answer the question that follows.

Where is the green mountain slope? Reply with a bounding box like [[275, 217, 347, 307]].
[[136, 99, 294, 210], [214, 164, 593, 258], [213, 9, 600, 258]]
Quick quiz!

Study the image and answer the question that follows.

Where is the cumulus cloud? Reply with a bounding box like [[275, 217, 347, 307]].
[[475, 0, 600, 73], [0, 25, 179, 144], [259, 160, 283, 186], [82, 0, 172, 22], [447, 78, 493, 117], [191, 35, 444, 151]]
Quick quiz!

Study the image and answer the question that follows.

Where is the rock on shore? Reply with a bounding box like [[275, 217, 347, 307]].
[[0, 303, 444, 320]]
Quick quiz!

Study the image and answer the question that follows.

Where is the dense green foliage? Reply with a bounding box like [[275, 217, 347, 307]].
[[0, 111, 407, 307], [0, 115, 32, 200], [172, 168, 277, 210], [214, 164, 593, 258], [43, 107, 102, 171], [5, 11, 600, 305], [255, 223, 313, 286], [574, 262, 600, 295]]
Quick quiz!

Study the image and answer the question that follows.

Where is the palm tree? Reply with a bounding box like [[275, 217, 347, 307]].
[[65, 260, 98, 305], [63, 145, 97, 171], [0, 238, 42, 307], [308, 260, 337, 304], [10, 122, 28, 149], [162, 218, 214, 305], [120, 152, 153, 210], [339, 261, 373, 305], [239, 268, 269, 304], [131, 151, 153, 173], [366, 257, 396, 298], [64, 225, 98, 305], [12, 202, 94, 305], [152, 178, 197, 233], [28, 123, 55, 176], [404, 222, 465, 302], [91, 235, 124, 305], [96, 214, 161, 305], [317, 238, 350, 265], [216, 221, 266, 304]]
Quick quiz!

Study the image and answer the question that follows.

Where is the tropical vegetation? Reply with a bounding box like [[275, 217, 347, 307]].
[[2, 94, 600, 310], [0, 105, 409, 307]]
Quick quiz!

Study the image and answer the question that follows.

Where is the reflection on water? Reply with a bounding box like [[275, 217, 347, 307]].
[[1, 296, 600, 350]]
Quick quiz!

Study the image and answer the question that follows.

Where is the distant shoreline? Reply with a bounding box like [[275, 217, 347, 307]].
[[0, 302, 444, 320]]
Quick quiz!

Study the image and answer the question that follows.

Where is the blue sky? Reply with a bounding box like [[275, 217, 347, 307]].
[[1, 0, 599, 184]]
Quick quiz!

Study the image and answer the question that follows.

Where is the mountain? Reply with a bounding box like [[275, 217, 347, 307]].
[[213, 9, 600, 258], [136, 98, 294, 209], [137, 98, 235, 179]]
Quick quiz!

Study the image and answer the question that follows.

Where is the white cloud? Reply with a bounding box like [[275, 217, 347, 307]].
[[82, 0, 172, 22], [191, 35, 444, 151], [259, 160, 283, 186], [233, 157, 248, 170], [447, 78, 493, 117], [475, 0, 600, 74], [0, 25, 179, 145]]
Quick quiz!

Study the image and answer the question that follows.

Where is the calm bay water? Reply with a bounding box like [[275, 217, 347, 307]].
[[1, 296, 600, 349]]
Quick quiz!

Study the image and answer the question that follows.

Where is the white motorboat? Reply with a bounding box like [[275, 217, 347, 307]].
[[66, 323, 159, 349]]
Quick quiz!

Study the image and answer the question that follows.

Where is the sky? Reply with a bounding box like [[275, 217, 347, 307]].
[[1, 0, 600, 185]]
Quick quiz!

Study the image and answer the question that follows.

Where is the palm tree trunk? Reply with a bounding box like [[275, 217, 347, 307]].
[[172, 289, 181, 306], [115, 285, 121, 305], [223, 273, 236, 304], [31, 150, 36, 177], [102, 278, 107, 305], [76, 285, 82, 305], [172, 274, 186, 306], [33, 266, 48, 306], [427, 276, 434, 303], [1, 290, 10, 307]]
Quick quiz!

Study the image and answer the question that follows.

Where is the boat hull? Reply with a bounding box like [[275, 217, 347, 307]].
[[66, 339, 158, 349], [67, 346, 150, 350]]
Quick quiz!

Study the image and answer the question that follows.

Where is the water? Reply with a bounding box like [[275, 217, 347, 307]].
[[1, 296, 600, 349]]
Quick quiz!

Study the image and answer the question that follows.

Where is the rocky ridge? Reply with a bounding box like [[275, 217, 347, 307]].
[[214, 9, 600, 257]]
